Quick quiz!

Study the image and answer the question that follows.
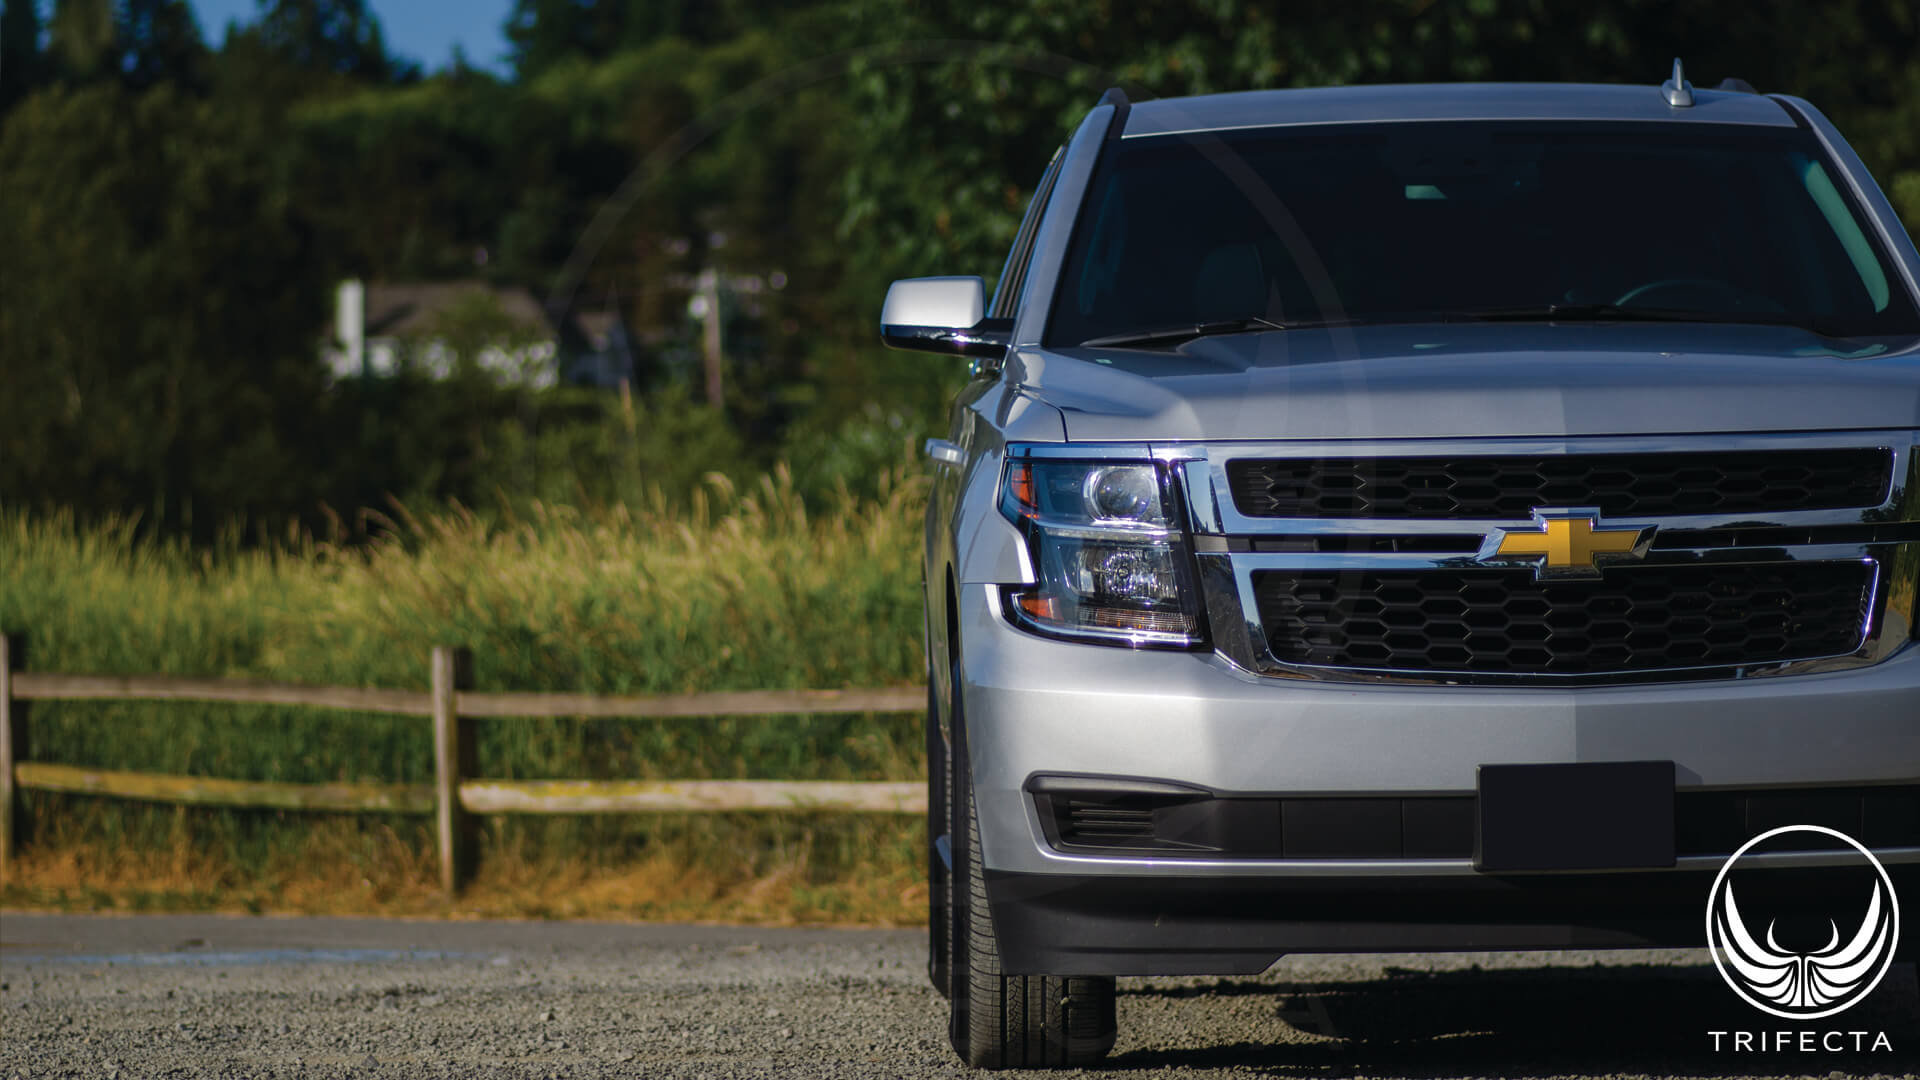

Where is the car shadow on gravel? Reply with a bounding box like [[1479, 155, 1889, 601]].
[[1106, 960, 1919, 1076]]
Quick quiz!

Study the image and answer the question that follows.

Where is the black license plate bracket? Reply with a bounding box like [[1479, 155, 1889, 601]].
[[1475, 761, 1675, 872]]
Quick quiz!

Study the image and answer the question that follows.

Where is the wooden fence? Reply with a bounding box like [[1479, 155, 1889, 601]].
[[0, 635, 925, 891]]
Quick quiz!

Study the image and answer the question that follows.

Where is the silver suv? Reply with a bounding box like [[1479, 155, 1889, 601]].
[[883, 67, 1920, 1068]]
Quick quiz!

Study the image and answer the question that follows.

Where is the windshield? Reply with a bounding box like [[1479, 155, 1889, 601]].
[[1046, 122, 1920, 345]]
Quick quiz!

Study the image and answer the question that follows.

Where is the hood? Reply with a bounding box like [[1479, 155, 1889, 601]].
[[1012, 323, 1920, 442]]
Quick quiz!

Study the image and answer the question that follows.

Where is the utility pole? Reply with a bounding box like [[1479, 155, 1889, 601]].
[[698, 267, 724, 407]]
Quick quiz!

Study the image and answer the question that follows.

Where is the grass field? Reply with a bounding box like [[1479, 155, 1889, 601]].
[[0, 467, 931, 924]]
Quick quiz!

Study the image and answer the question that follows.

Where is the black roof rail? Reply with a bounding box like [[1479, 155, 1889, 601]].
[[1716, 77, 1758, 94], [1096, 86, 1131, 143]]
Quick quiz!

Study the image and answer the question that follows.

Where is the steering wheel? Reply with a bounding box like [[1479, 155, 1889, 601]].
[[1613, 277, 1741, 309]]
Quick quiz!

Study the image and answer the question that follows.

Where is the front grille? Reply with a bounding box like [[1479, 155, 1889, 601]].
[[1252, 562, 1873, 676], [1226, 448, 1891, 519]]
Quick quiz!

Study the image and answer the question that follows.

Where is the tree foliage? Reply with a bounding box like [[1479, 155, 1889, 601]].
[[0, 0, 45, 110], [0, 81, 325, 534], [249, 0, 403, 80]]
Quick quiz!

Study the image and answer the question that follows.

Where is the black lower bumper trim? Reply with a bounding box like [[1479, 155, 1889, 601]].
[[1031, 778, 1920, 860], [984, 865, 1920, 976]]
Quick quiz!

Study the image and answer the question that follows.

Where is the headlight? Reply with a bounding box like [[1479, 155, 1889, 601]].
[[999, 457, 1206, 647], [1084, 465, 1160, 521]]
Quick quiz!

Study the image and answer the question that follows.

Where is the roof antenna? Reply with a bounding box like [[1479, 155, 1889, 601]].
[[1662, 57, 1694, 107]]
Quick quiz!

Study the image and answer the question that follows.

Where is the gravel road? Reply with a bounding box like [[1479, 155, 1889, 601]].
[[2, 912, 1914, 1078]]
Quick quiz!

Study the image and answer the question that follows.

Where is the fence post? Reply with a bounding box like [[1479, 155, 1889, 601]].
[[1, 633, 26, 878], [432, 645, 476, 894]]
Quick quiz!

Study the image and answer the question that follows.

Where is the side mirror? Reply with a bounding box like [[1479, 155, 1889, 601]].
[[879, 276, 1011, 357]]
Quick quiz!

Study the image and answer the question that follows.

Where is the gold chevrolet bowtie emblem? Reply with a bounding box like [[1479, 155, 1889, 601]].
[[1479, 509, 1655, 579]]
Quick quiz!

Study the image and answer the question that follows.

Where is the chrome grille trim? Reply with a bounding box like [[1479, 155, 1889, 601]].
[[1162, 431, 1920, 686], [1225, 448, 1891, 520], [1167, 431, 1918, 534], [1250, 561, 1876, 676]]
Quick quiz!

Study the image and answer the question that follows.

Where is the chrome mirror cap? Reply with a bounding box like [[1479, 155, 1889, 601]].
[[882, 276, 985, 327]]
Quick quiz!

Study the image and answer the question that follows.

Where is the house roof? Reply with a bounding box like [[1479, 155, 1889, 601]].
[[363, 282, 555, 340]]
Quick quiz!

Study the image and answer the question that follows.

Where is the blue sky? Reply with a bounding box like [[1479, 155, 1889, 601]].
[[189, 1, 516, 75]]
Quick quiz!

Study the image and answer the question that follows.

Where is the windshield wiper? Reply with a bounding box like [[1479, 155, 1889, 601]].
[[1447, 304, 1856, 336], [1447, 303, 1723, 323], [1079, 316, 1290, 349], [1444, 303, 1812, 326], [1081, 307, 1854, 345]]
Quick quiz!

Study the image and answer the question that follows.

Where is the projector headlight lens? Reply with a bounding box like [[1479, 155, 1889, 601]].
[[1084, 465, 1161, 523]]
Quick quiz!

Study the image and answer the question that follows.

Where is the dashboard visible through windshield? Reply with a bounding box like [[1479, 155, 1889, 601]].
[[1046, 121, 1920, 346]]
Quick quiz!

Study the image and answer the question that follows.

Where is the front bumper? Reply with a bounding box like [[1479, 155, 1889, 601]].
[[954, 585, 1920, 971], [986, 865, 1920, 975]]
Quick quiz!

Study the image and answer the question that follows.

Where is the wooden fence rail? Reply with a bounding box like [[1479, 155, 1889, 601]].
[[0, 635, 926, 892]]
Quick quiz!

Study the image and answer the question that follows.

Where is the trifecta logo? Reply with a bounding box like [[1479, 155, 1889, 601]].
[[1704, 824, 1900, 1055]]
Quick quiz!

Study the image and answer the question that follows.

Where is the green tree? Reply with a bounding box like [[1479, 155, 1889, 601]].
[[120, 0, 210, 90], [189, 0, 413, 99], [504, 0, 625, 77], [0, 0, 45, 110], [251, 0, 404, 80], [47, 0, 115, 80], [504, 0, 811, 78], [0, 83, 329, 539], [29, 0, 209, 91]]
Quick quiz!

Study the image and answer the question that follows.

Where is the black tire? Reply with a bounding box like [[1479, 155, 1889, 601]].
[[948, 703, 1117, 1069], [926, 670, 951, 999]]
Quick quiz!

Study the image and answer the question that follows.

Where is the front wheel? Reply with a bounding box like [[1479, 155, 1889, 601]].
[[948, 722, 1116, 1068]]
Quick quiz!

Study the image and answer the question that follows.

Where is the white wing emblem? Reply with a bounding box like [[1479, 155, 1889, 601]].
[[1712, 878, 1895, 1012]]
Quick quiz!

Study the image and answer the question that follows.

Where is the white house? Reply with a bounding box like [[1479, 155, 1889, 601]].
[[324, 279, 595, 389]]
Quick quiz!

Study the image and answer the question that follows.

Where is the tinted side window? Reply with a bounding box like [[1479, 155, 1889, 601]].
[[989, 148, 1065, 320]]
